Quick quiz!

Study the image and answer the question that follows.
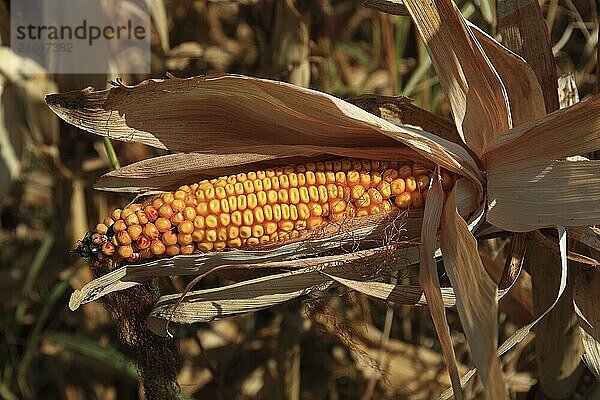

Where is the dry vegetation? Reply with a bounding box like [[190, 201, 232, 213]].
[[1, 0, 599, 399]]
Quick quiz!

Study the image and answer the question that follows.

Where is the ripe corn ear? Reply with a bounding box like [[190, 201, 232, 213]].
[[77, 158, 455, 265]]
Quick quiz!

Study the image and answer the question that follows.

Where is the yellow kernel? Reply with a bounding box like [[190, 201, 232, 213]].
[[271, 176, 280, 190], [266, 169, 275, 178], [237, 195, 247, 210], [308, 186, 319, 202], [377, 181, 392, 198], [256, 191, 268, 206], [171, 212, 184, 226], [162, 193, 174, 204], [159, 204, 174, 219], [281, 204, 290, 220], [390, 179, 406, 196], [347, 170, 360, 185], [351, 185, 365, 200], [234, 182, 244, 195], [231, 211, 242, 226], [152, 198, 164, 209], [217, 228, 228, 241], [174, 190, 187, 200], [299, 187, 310, 203], [277, 189, 289, 203], [172, 199, 185, 212], [205, 215, 218, 228], [228, 196, 237, 212], [326, 184, 338, 199], [227, 226, 239, 240], [254, 207, 265, 224], [246, 238, 260, 246], [178, 233, 193, 245], [118, 245, 134, 259], [193, 216, 205, 229], [198, 242, 213, 252], [236, 172, 247, 182], [192, 229, 205, 242], [214, 241, 226, 250], [164, 244, 179, 257], [279, 220, 294, 232], [297, 203, 310, 219], [205, 229, 217, 242], [155, 217, 172, 233], [124, 213, 139, 226], [227, 238, 242, 248], [368, 204, 382, 214], [243, 180, 255, 194], [162, 231, 178, 246], [288, 173, 298, 187], [368, 188, 383, 204], [253, 179, 263, 191], [195, 190, 206, 202], [151, 240, 166, 255], [179, 220, 194, 234], [359, 171, 371, 187], [318, 186, 328, 202], [143, 223, 159, 240], [208, 199, 220, 214], [335, 171, 347, 185], [247, 193, 258, 209], [405, 176, 418, 193], [262, 177, 272, 190], [263, 205, 273, 221], [289, 188, 300, 204], [243, 210, 254, 225], [356, 192, 371, 208], [184, 206, 197, 221], [330, 199, 346, 213], [395, 192, 411, 209], [196, 203, 209, 217], [225, 183, 235, 196], [240, 226, 252, 239], [180, 244, 195, 254], [127, 224, 143, 241], [305, 171, 316, 185], [265, 222, 278, 235], [252, 225, 264, 238], [308, 202, 323, 216], [273, 204, 282, 221], [267, 190, 278, 204], [381, 200, 392, 213], [220, 199, 230, 213], [297, 173, 306, 186], [279, 175, 289, 189], [117, 231, 132, 245], [315, 171, 327, 185], [219, 213, 231, 226], [215, 186, 227, 199]]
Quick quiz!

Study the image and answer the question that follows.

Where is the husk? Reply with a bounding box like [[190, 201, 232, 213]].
[[418, 170, 463, 398], [69, 211, 421, 309], [573, 266, 600, 380], [440, 179, 506, 399], [402, 0, 512, 157], [484, 98, 600, 232]]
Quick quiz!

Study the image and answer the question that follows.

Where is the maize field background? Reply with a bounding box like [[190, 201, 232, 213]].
[[0, 0, 598, 399]]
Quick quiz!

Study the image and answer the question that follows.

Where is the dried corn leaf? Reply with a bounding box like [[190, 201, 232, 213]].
[[402, 0, 512, 157], [469, 24, 546, 125], [485, 97, 600, 232], [45, 75, 483, 196], [70, 212, 419, 309], [418, 171, 463, 399], [147, 245, 413, 336], [440, 227, 569, 399], [440, 178, 506, 399]]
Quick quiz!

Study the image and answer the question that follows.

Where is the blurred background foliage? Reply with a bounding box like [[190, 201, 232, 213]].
[[0, 0, 597, 399]]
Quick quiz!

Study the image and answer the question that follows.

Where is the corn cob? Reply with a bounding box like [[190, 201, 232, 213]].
[[76, 158, 455, 265]]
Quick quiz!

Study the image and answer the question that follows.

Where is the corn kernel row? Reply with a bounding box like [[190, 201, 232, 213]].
[[82, 158, 455, 265]]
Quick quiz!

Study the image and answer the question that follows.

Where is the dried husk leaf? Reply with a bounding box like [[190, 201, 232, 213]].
[[147, 245, 413, 336], [418, 171, 463, 399], [440, 178, 507, 399], [484, 98, 600, 231], [70, 212, 421, 309], [402, 0, 512, 157], [440, 227, 569, 399], [469, 24, 546, 125]]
